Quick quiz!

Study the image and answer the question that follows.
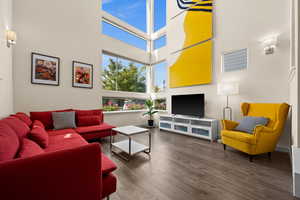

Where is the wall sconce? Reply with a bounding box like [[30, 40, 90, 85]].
[[6, 30, 17, 48], [261, 35, 278, 55]]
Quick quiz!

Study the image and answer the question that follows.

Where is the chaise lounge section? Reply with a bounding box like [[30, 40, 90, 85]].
[[0, 110, 117, 200]]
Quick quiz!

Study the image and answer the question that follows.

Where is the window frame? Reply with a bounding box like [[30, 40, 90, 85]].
[[151, 60, 168, 93]]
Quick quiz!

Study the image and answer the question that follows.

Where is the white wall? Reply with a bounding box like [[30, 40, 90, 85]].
[[12, 0, 292, 149], [0, 0, 13, 117], [165, 0, 291, 149], [13, 0, 148, 126]]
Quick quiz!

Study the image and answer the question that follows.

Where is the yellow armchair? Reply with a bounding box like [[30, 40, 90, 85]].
[[221, 103, 290, 161]]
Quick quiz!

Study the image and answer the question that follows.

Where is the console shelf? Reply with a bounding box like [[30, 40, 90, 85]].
[[159, 114, 218, 142]]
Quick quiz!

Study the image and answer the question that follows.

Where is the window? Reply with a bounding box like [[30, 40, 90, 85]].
[[154, 35, 166, 50], [153, 61, 167, 92], [102, 21, 147, 50], [102, 53, 147, 93], [154, 0, 166, 32], [103, 97, 146, 111], [102, 0, 147, 32], [154, 98, 166, 110]]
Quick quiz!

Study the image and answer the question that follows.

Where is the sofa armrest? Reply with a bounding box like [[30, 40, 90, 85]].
[[221, 120, 239, 130], [0, 143, 102, 200]]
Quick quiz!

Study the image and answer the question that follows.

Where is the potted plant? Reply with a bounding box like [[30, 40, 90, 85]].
[[143, 99, 158, 127]]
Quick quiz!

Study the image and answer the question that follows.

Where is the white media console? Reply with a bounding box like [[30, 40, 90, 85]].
[[159, 114, 218, 142]]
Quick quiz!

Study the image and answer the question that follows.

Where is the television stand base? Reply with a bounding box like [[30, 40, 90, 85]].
[[159, 114, 218, 142]]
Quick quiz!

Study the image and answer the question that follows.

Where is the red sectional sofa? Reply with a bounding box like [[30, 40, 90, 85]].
[[0, 110, 117, 200]]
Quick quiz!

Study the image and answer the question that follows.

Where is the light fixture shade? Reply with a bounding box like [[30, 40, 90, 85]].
[[6, 30, 17, 42], [218, 82, 239, 96]]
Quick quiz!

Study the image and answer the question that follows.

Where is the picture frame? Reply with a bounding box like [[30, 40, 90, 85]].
[[72, 61, 93, 89], [31, 52, 60, 86]]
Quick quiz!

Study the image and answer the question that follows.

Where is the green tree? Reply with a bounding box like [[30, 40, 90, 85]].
[[103, 59, 146, 92]]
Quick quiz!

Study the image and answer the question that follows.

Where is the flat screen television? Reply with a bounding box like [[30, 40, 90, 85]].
[[172, 94, 205, 117]]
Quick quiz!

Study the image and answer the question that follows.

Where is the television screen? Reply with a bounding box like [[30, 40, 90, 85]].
[[171, 94, 205, 117]]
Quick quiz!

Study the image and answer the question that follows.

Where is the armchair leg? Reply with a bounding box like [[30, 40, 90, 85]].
[[223, 144, 226, 150], [249, 155, 254, 162], [268, 152, 272, 160]]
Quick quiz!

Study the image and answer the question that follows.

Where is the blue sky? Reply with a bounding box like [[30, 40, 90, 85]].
[[102, 0, 167, 90], [102, 0, 166, 51]]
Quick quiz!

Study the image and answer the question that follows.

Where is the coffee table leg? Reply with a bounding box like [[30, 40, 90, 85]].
[[148, 130, 151, 153], [110, 130, 112, 152], [128, 137, 131, 157]]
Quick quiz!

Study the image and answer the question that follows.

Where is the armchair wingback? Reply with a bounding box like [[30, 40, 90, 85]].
[[221, 103, 290, 159]]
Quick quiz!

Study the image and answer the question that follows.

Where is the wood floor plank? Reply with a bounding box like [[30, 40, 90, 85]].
[[100, 129, 298, 200]]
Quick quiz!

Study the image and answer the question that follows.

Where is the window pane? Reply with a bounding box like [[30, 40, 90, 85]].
[[102, 53, 147, 93], [154, 0, 166, 32], [102, 54, 119, 91], [102, 21, 147, 50], [103, 97, 146, 111], [154, 98, 166, 110], [154, 35, 166, 50], [102, 0, 147, 32], [153, 61, 167, 92]]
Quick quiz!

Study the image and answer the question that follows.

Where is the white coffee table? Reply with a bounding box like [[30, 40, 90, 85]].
[[110, 126, 151, 161]]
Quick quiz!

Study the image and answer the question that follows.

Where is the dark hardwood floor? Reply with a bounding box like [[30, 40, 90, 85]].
[[100, 129, 298, 200]]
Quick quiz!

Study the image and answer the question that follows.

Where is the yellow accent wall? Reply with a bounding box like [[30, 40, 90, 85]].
[[169, 40, 212, 88], [169, 1, 213, 88]]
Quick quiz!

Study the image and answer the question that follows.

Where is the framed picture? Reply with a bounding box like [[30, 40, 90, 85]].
[[72, 61, 93, 89], [31, 52, 60, 86]]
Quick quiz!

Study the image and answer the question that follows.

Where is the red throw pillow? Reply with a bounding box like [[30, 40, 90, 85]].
[[32, 120, 45, 129], [0, 122, 20, 161], [2, 117, 30, 140], [18, 138, 44, 158], [28, 126, 49, 148], [11, 112, 32, 127], [77, 115, 101, 127]]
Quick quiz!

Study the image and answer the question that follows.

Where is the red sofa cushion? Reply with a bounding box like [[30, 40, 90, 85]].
[[77, 115, 101, 127], [30, 109, 73, 130], [29, 126, 49, 148], [0, 122, 20, 161], [2, 117, 30, 140], [75, 109, 103, 123], [11, 112, 32, 127], [102, 153, 117, 175], [47, 128, 77, 136], [32, 120, 45, 129], [18, 138, 44, 158], [75, 123, 114, 134], [45, 133, 88, 152]]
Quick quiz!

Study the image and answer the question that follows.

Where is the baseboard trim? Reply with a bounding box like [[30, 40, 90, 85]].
[[276, 146, 290, 153]]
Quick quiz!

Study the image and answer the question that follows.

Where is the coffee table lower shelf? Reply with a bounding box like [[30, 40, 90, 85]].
[[111, 140, 149, 160]]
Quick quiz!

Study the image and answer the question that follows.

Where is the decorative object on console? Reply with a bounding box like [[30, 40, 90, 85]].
[[31, 52, 60, 86], [217, 82, 239, 120], [6, 30, 17, 48], [143, 99, 158, 127], [72, 61, 93, 89]]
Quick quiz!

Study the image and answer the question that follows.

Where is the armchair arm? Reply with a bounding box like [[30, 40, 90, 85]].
[[0, 143, 102, 200], [254, 125, 275, 134], [221, 120, 239, 130]]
